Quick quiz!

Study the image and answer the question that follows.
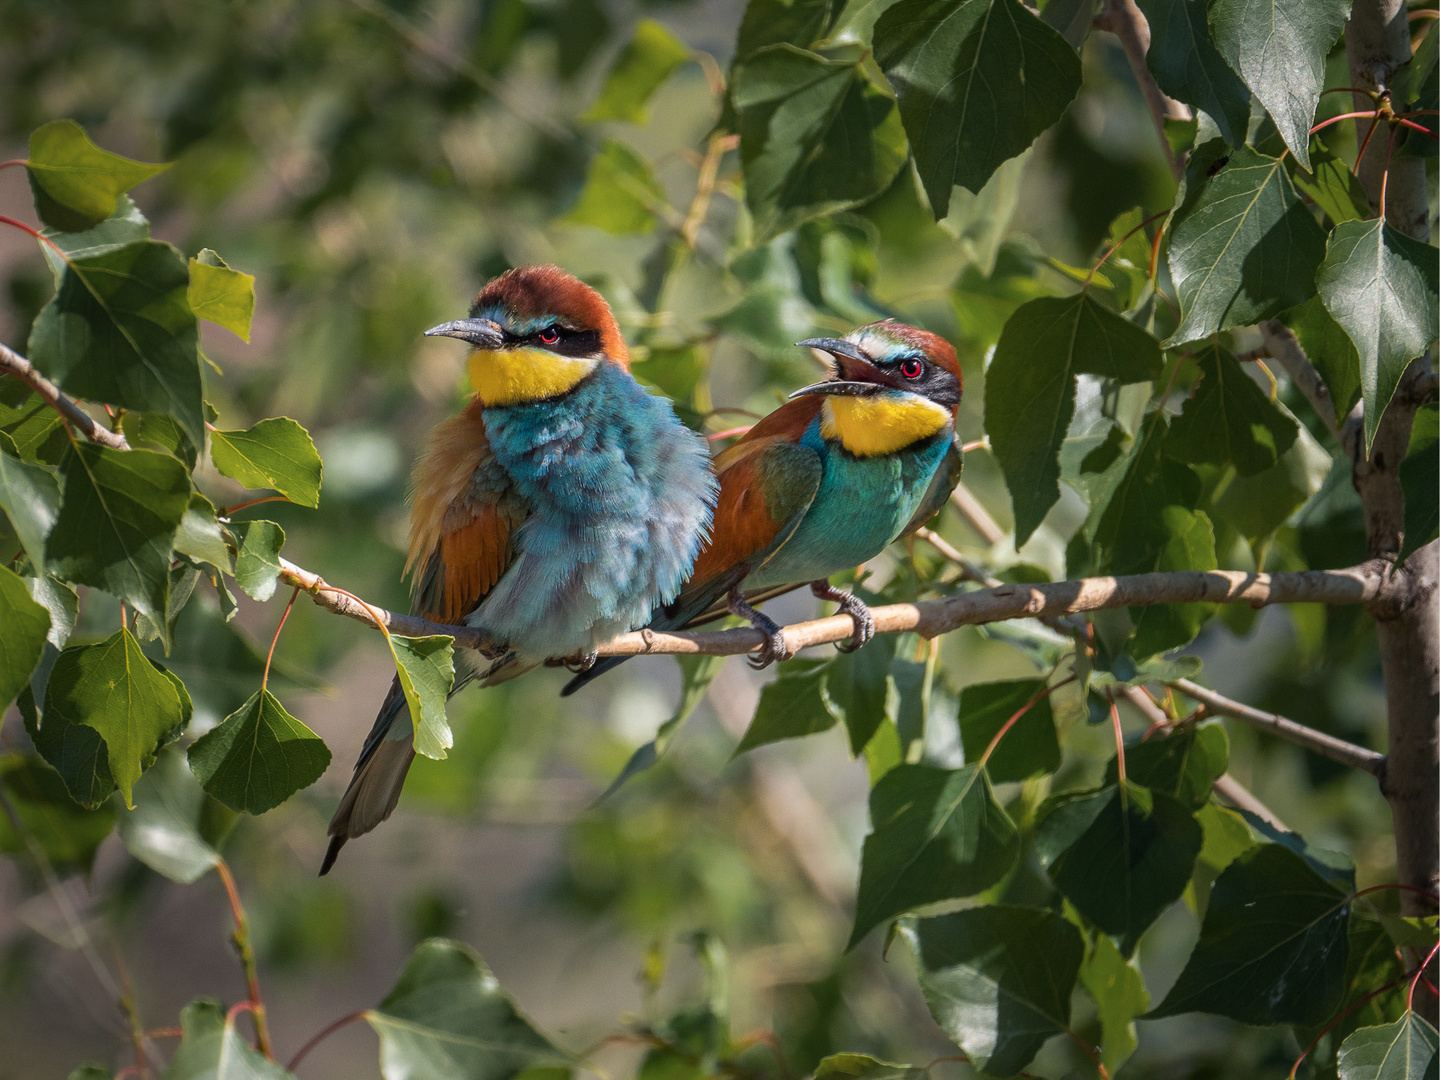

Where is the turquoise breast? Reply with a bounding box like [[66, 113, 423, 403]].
[[746, 418, 952, 589]]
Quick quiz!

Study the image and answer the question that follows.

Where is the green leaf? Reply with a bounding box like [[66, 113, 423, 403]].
[[26, 672, 116, 810], [873, 0, 1082, 214], [1316, 219, 1440, 453], [1097, 207, 1157, 312], [175, 493, 234, 572], [1338, 1013, 1439, 1080], [813, 1055, 924, 1080], [1400, 403, 1438, 563], [849, 764, 1019, 948], [187, 689, 331, 815], [562, 140, 665, 235], [1079, 934, 1149, 1075], [47, 443, 190, 640], [0, 752, 115, 867], [825, 633, 897, 755], [391, 635, 456, 760], [1126, 505, 1219, 658], [905, 906, 1083, 1076], [1293, 142, 1372, 226], [601, 653, 724, 799], [735, 659, 837, 753], [26, 573, 78, 648], [1207, 0, 1350, 169], [1212, 413, 1332, 539], [1106, 721, 1229, 809], [117, 748, 220, 883], [40, 194, 150, 267], [27, 239, 205, 449], [0, 433, 60, 565], [1165, 146, 1327, 344], [1284, 295, 1363, 424], [0, 564, 49, 712], [736, 0, 844, 59], [732, 45, 906, 242], [188, 249, 255, 343], [366, 939, 569, 1080], [67, 1066, 111, 1080], [0, 382, 67, 463], [985, 293, 1163, 544], [1138, 0, 1250, 146], [209, 417, 323, 508], [583, 19, 690, 123], [1150, 842, 1351, 1024], [165, 999, 296, 1080], [1169, 344, 1298, 475], [44, 629, 186, 806], [231, 519, 285, 602], [1037, 784, 1202, 951], [25, 119, 169, 230], [955, 678, 1059, 784]]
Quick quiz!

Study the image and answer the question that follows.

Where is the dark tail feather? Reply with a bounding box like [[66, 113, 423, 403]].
[[320, 677, 414, 875]]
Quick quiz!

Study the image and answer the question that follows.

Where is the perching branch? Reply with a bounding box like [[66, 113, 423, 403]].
[[0, 339, 131, 451], [1170, 678, 1386, 776], [1093, 0, 1190, 180]]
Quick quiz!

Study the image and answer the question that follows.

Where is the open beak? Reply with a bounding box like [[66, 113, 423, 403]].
[[790, 337, 892, 399], [424, 317, 504, 350]]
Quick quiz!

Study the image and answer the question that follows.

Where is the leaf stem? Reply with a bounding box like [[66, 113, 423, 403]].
[[1310, 110, 1382, 136], [1408, 942, 1440, 1011], [1109, 693, 1128, 810], [979, 676, 1076, 766], [1394, 117, 1439, 139], [1288, 967, 1415, 1077], [1352, 882, 1440, 904], [215, 857, 273, 1058], [262, 587, 301, 692], [285, 1010, 368, 1072], [1355, 113, 1385, 171], [1083, 210, 1169, 290], [220, 495, 292, 516], [1379, 122, 1400, 221], [1063, 1026, 1111, 1080]]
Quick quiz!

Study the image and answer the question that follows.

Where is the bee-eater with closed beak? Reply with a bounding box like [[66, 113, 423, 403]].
[[566, 320, 962, 693], [322, 266, 716, 873]]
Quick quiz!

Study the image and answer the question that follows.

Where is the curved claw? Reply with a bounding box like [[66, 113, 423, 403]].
[[747, 628, 792, 670], [811, 580, 875, 654], [563, 650, 599, 675], [728, 585, 792, 669]]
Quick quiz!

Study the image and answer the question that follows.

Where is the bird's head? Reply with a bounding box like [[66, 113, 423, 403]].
[[424, 265, 628, 407], [791, 321, 962, 456]]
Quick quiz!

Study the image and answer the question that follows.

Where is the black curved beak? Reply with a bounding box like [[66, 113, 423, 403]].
[[790, 337, 891, 399], [424, 318, 504, 349]]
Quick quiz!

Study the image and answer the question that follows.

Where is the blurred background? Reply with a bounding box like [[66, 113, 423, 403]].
[[0, 1, 1397, 1077]]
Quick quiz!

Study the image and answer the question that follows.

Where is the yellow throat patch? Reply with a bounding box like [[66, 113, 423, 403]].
[[821, 393, 950, 456], [468, 346, 599, 407]]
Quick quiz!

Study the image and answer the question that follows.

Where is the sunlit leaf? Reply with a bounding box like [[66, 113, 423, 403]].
[[26, 573, 78, 648], [188, 689, 331, 815], [1151, 842, 1351, 1024], [210, 417, 323, 508], [562, 140, 665, 235], [0, 432, 60, 565], [40, 195, 149, 267], [1207, 0, 1350, 168], [1316, 219, 1440, 453], [0, 564, 49, 713], [231, 519, 285, 602], [366, 939, 569, 1080], [814, 1055, 924, 1080], [1079, 933, 1148, 1074], [1293, 142, 1372, 226], [1337, 1012, 1439, 1080], [25, 119, 169, 230], [0, 381, 67, 463], [584, 19, 690, 124], [849, 764, 1019, 948], [873, 0, 1082, 214], [391, 635, 456, 761], [165, 999, 295, 1080], [117, 748, 219, 883], [175, 493, 234, 572], [188, 249, 255, 343], [1138, 0, 1249, 146], [904, 907, 1083, 1076]]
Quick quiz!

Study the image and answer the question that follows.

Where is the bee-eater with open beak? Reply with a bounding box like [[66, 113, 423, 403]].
[[322, 266, 716, 873], [565, 320, 962, 693]]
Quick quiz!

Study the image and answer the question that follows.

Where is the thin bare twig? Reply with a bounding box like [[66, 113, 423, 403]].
[[950, 482, 1007, 547]]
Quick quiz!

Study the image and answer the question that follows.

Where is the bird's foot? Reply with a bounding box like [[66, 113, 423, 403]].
[[562, 650, 598, 675], [728, 586, 791, 669], [811, 580, 875, 653]]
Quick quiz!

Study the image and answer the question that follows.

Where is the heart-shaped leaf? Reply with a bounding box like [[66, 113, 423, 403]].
[[25, 119, 169, 230], [210, 417, 323, 508], [188, 688, 331, 815]]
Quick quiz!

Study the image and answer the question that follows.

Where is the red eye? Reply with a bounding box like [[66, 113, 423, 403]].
[[538, 327, 559, 345], [900, 358, 923, 379]]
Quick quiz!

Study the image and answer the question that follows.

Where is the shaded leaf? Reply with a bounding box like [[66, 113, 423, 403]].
[[584, 19, 690, 124], [27, 239, 204, 448], [117, 748, 219, 883], [1207, 0, 1350, 168], [165, 999, 295, 1080], [905, 906, 1083, 1076], [814, 1056, 923, 1080], [210, 417, 323, 508], [25, 119, 169, 230], [735, 659, 836, 754], [850, 764, 1018, 948], [188, 689, 331, 815], [0, 564, 49, 712], [1337, 1012, 1439, 1080], [367, 939, 569, 1080], [985, 293, 1162, 544], [1165, 146, 1326, 345], [47, 444, 190, 641], [1293, 142, 1372, 226], [1036, 784, 1202, 951], [392, 635, 456, 760], [824, 633, 897, 755], [736, 0, 843, 60], [40, 194, 150, 267], [0, 752, 114, 867], [1169, 343, 1298, 475], [1151, 842, 1351, 1024], [955, 678, 1059, 784], [0, 432, 59, 565], [44, 629, 186, 806], [1079, 933, 1149, 1075], [1212, 413, 1331, 539], [873, 0, 1082, 213], [232, 519, 285, 602], [0, 382, 67, 463], [1400, 403, 1438, 563], [732, 45, 906, 242], [1126, 505, 1218, 658], [188, 249, 255, 343], [1316, 219, 1440, 453], [1284, 294, 1363, 424], [1107, 721, 1229, 809], [562, 140, 665, 235], [1138, 0, 1250, 146]]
